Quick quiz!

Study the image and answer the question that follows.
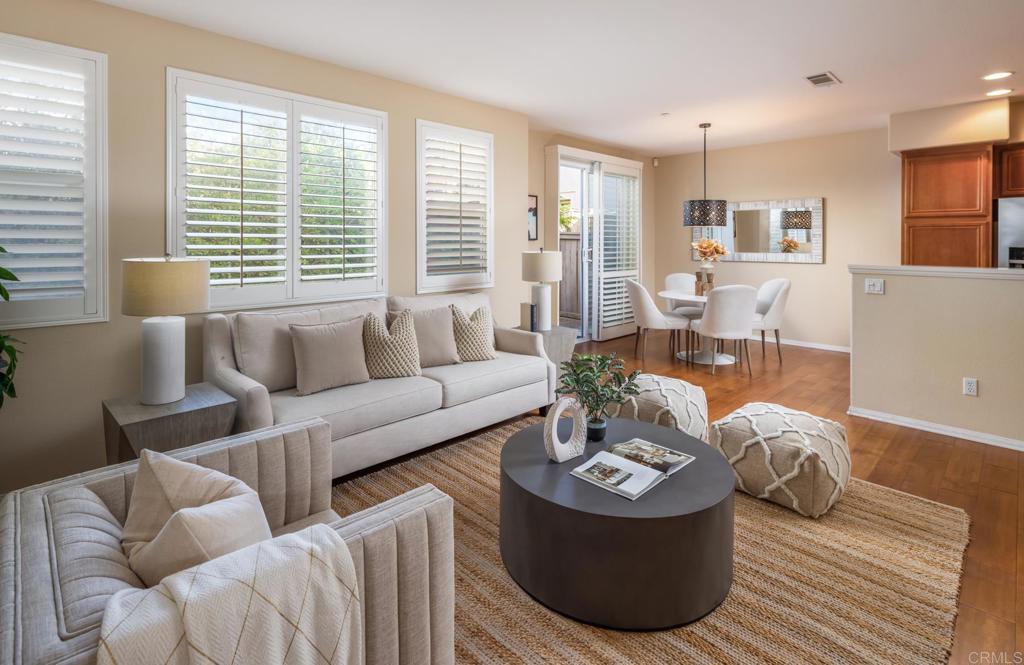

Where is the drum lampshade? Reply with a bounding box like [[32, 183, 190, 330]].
[[122, 257, 209, 317], [522, 250, 562, 283]]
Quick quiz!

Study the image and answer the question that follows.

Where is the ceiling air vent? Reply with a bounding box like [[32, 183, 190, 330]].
[[806, 71, 842, 87]]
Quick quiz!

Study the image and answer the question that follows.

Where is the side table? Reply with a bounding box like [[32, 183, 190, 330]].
[[517, 325, 578, 377], [102, 382, 237, 463]]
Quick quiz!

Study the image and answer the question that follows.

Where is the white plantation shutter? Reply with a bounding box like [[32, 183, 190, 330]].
[[183, 95, 288, 287], [168, 71, 387, 308], [597, 169, 641, 337], [0, 35, 106, 328], [417, 120, 493, 293], [296, 102, 384, 298]]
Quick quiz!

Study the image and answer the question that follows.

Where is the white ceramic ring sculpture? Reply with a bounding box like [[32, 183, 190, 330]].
[[543, 397, 588, 463]]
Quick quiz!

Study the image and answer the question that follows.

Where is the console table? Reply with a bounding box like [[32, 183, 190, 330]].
[[499, 418, 735, 630], [102, 382, 237, 463]]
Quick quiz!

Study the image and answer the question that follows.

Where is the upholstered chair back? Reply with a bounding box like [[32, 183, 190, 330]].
[[625, 279, 664, 329], [756, 278, 791, 330], [695, 285, 757, 340]]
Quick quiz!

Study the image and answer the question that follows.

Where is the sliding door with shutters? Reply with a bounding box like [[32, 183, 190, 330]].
[[593, 162, 641, 341]]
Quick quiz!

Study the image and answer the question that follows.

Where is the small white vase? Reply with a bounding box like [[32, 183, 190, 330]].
[[700, 259, 715, 272], [543, 397, 588, 463]]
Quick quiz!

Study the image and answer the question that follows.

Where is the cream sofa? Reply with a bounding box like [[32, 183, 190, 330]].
[[204, 292, 557, 478], [0, 418, 455, 665]]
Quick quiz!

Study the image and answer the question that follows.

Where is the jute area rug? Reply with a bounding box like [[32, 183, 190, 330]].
[[332, 417, 969, 664]]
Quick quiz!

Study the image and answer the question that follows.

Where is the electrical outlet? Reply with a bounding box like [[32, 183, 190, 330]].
[[864, 278, 885, 295], [963, 377, 978, 397]]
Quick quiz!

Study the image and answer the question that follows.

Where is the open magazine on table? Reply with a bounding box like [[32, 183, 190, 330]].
[[570, 439, 696, 500]]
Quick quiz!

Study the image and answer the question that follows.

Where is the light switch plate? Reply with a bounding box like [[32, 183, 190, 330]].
[[864, 278, 885, 295]]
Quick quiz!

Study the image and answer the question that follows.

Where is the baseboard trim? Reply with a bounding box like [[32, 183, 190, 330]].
[[749, 335, 850, 354], [847, 406, 1024, 452]]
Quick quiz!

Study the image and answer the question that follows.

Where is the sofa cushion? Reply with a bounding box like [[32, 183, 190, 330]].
[[229, 299, 387, 392], [388, 291, 491, 316], [45, 485, 143, 635], [389, 306, 460, 368], [233, 309, 321, 392], [122, 450, 272, 586], [290, 318, 370, 395], [364, 311, 421, 378], [421, 351, 547, 408], [452, 305, 497, 362], [270, 376, 442, 439]]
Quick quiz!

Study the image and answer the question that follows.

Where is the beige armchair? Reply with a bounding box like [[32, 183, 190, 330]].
[[0, 418, 455, 665]]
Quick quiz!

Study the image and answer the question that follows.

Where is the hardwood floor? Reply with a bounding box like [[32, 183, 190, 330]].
[[576, 331, 1018, 663]]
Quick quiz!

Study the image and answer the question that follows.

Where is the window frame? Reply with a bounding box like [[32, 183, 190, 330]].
[[166, 68, 388, 311], [416, 119, 495, 294], [0, 33, 108, 330]]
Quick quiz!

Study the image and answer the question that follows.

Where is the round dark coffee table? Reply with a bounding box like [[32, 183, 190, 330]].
[[499, 418, 734, 631]]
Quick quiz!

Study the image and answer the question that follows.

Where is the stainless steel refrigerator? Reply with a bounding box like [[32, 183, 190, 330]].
[[997, 198, 1024, 268]]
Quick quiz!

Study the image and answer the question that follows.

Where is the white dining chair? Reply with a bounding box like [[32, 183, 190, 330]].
[[664, 273, 699, 310], [689, 285, 758, 376], [626, 279, 690, 361], [751, 278, 791, 364]]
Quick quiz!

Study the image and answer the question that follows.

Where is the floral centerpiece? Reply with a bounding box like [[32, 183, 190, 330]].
[[778, 237, 801, 253], [691, 238, 728, 270]]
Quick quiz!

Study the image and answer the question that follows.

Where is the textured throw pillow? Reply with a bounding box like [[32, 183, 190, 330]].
[[363, 310, 421, 378], [452, 305, 497, 362], [389, 307, 460, 368], [121, 450, 271, 586], [290, 318, 370, 395]]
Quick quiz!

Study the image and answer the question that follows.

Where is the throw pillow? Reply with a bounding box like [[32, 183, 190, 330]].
[[290, 318, 370, 395], [389, 307, 460, 368], [363, 310, 422, 378], [121, 450, 271, 586], [452, 305, 497, 362]]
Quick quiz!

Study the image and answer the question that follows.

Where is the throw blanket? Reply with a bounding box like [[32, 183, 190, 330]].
[[98, 524, 362, 665]]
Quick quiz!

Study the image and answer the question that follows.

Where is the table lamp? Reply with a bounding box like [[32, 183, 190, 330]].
[[122, 257, 209, 405], [521, 249, 562, 331]]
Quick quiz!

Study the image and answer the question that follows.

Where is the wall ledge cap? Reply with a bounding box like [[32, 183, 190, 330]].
[[848, 264, 1024, 281]]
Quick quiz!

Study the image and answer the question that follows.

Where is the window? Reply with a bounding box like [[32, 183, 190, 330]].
[[416, 120, 493, 294], [167, 69, 387, 309], [0, 34, 107, 329]]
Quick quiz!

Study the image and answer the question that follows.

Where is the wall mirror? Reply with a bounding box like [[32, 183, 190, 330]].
[[691, 197, 824, 264]]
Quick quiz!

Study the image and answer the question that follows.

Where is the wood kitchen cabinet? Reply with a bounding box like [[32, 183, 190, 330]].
[[901, 144, 992, 267], [996, 143, 1024, 198]]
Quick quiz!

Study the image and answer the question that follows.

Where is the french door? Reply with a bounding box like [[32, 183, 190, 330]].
[[556, 148, 642, 342], [593, 163, 641, 340]]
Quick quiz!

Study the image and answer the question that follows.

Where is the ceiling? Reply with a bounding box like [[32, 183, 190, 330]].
[[99, 0, 1024, 155]]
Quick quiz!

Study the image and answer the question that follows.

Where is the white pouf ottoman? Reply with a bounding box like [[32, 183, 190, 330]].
[[606, 373, 708, 441], [709, 402, 850, 518]]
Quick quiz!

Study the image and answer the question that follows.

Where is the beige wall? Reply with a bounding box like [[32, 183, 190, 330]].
[[0, 0, 532, 491], [850, 268, 1024, 444], [527, 130, 657, 306], [653, 128, 901, 350], [888, 99, 1010, 152]]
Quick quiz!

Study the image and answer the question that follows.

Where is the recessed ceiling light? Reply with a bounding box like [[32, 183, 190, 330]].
[[986, 88, 1013, 96], [982, 71, 1014, 81], [660, 112, 671, 117]]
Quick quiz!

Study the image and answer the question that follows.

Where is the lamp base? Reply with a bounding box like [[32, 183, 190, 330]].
[[531, 283, 552, 331], [141, 316, 186, 405]]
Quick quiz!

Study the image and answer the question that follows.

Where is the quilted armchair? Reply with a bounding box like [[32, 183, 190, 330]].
[[0, 418, 455, 665]]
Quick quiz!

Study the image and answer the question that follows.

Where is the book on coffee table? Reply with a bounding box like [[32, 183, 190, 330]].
[[606, 438, 695, 476], [571, 439, 696, 500]]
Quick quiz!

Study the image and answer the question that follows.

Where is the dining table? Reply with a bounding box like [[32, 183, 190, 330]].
[[656, 289, 736, 366]]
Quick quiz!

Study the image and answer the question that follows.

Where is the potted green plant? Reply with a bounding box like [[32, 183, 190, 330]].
[[556, 353, 640, 442], [0, 245, 21, 410]]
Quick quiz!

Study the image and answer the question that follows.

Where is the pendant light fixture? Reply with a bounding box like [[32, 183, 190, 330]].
[[682, 123, 727, 227], [780, 209, 813, 230]]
